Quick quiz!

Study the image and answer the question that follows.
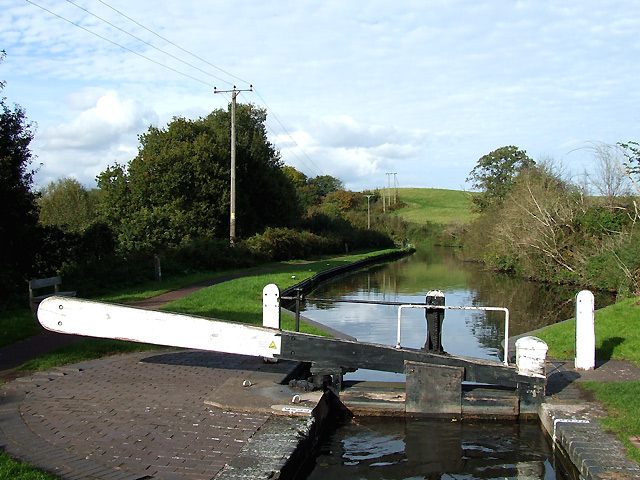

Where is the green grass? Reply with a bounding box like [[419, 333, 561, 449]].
[[536, 296, 640, 364], [393, 188, 477, 225], [581, 380, 640, 464], [161, 253, 398, 335], [537, 296, 640, 462], [95, 269, 244, 304], [0, 451, 60, 479], [0, 309, 42, 348]]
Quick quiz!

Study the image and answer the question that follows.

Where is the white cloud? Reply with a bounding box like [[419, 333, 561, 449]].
[[41, 90, 156, 150], [2, 0, 639, 192], [31, 90, 158, 187]]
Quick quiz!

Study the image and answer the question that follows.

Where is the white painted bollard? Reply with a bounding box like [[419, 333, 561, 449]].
[[263, 284, 281, 329], [515, 336, 548, 377], [262, 284, 281, 363], [575, 290, 595, 371]]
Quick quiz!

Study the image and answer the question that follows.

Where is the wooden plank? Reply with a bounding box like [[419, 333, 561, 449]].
[[29, 276, 62, 290], [38, 296, 282, 359]]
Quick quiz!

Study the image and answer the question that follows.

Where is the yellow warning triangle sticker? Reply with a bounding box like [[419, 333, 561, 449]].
[[269, 341, 276, 349]]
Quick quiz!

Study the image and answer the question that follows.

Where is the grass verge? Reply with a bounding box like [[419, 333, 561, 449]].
[[0, 309, 42, 348], [581, 380, 640, 464], [536, 296, 640, 463], [536, 296, 640, 364], [12, 249, 399, 372], [393, 188, 477, 225], [0, 451, 60, 480]]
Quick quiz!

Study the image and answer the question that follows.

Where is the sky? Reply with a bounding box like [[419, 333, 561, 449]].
[[2, 0, 640, 192]]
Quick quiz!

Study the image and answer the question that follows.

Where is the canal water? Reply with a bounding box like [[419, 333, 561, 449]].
[[300, 247, 614, 381], [300, 247, 609, 479]]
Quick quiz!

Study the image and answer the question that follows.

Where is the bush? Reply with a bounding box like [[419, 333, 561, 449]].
[[242, 228, 339, 261]]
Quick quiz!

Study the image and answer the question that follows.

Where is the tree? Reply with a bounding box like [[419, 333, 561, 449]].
[[281, 166, 308, 188], [310, 175, 343, 197], [466, 146, 535, 211], [585, 144, 632, 206], [97, 104, 300, 251], [38, 177, 99, 233], [0, 51, 40, 304], [617, 141, 640, 196]]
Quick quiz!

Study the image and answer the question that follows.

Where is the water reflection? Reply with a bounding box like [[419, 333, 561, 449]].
[[301, 248, 614, 378], [308, 417, 567, 480]]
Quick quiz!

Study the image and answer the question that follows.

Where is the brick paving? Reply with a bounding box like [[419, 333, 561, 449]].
[[0, 350, 301, 479]]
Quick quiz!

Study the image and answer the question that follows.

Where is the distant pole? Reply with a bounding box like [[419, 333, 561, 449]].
[[214, 84, 253, 246], [365, 194, 373, 229], [382, 186, 386, 212], [393, 172, 398, 204], [386, 173, 392, 207]]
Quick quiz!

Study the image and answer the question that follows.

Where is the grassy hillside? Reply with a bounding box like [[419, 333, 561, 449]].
[[391, 188, 477, 224]]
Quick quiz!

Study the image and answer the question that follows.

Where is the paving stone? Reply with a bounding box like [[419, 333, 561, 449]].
[[0, 349, 300, 479]]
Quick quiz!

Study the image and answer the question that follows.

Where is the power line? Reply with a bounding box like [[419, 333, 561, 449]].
[[64, 0, 234, 86], [27, 0, 322, 178], [25, 0, 218, 88], [254, 89, 324, 177], [95, 0, 249, 86]]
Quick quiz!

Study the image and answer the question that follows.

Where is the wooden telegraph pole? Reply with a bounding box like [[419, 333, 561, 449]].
[[214, 85, 253, 246]]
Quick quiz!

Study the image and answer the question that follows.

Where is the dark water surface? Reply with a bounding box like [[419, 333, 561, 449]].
[[307, 417, 575, 480]]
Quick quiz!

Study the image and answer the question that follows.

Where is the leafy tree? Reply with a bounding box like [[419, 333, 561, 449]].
[[281, 166, 308, 188], [38, 177, 99, 233], [466, 145, 535, 211], [310, 174, 344, 196], [97, 104, 300, 252], [321, 190, 361, 217], [0, 51, 40, 304]]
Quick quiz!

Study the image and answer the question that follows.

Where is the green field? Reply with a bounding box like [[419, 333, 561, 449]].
[[392, 188, 477, 224]]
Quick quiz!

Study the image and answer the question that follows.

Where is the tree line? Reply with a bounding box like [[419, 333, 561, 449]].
[[460, 144, 640, 296], [1, 69, 396, 309]]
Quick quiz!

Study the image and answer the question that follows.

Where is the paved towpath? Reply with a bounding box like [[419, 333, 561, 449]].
[[0, 350, 306, 479]]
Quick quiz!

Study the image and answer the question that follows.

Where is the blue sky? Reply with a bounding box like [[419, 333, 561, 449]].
[[2, 0, 639, 192]]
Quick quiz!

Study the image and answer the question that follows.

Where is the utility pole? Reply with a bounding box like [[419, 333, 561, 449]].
[[214, 85, 253, 246], [386, 173, 394, 206], [364, 194, 373, 229], [382, 186, 386, 212], [393, 172, 398, 204]]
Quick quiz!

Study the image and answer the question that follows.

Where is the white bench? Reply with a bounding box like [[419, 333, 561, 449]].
[[28, 276, 76, 312]]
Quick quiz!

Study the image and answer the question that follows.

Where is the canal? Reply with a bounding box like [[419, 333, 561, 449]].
[[300, 247, 610, 479]]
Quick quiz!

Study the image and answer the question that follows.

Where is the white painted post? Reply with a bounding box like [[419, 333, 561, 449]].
[[575, 290, 595, 371], [515, 336, 548, 377], [263, 284, 281, 329]]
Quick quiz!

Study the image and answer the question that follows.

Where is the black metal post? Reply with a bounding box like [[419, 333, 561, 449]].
[[424, 290, 445, 353]]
